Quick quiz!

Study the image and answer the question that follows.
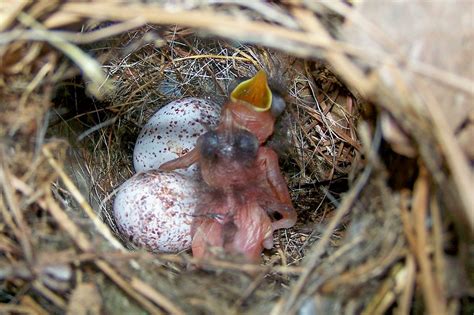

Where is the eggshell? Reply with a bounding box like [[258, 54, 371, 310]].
[[133, 98, 220, 177], [113, 170, 199, 253]]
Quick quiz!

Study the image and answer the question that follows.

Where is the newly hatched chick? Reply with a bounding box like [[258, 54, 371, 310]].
[[159, 70, 296, 217], [191, 126, 296, 262], [159, 70, 284, 171], [159, 69, 296, 261]]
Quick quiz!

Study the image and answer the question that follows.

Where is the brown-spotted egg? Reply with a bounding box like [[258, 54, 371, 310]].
[[113, 170, 199, 253], [133, 97, 220, 177]]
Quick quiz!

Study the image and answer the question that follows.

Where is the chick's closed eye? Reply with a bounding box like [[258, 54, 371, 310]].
[[233, 130, 259, 164], [198, 129, 258, 165], [198, 131, 220, 161]]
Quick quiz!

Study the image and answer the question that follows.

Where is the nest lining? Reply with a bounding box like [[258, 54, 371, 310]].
[[1, 1, 472, 314], [42, 27, 359, 313], [69, 28, 358, 260]]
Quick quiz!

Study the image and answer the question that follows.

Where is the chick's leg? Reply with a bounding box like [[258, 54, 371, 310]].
[[191, 219, 224, 260], [232, 203, 273, 262]]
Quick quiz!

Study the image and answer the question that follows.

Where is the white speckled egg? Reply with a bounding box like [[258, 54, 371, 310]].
[[133, 98, 220, 177], [113, 170, 199, 253]]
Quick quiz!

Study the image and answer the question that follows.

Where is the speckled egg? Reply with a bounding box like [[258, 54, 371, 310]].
[[113, 170, 199, 253], [133, 98, 220, 177]]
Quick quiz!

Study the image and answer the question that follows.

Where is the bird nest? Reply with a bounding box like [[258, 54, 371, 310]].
[[1, 1, 472, 314]]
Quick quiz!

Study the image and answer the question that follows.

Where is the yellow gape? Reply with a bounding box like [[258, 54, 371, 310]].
[[230, 69, 272, 112]]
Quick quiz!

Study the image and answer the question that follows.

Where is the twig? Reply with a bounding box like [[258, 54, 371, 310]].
[[411, 167, 447, 315], [0, 304, 37, 315], [273, 117, 383, 314], [420, 91, 474, 233], [322, 242, 403, 293], [131, 277, 186, 315], [156, 253, 303, 275], [33, 280, 67, 309], [0, 152, 34, 264], [210, 0, 299, 29], [396, 255, 415, 315], [42, 193, 164, 315], [11, 173, 167, 315], [430, 194, 447, 305], [232, 272, 267, 308], [64, 18, 146, 44], [58, 2, 365, 59], [20, 295, 49, 315], [362, 263, 403, 315], [273, 152, 373, 314], [77, 117, 117, 141], [18, 62, 53, 109], [173, 54, 252, 63], [42, 146, 125, 251], [16, 12, 111, 98]]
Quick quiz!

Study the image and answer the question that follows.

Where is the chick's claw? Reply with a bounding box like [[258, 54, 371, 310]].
[[260, 201, 297, 231]]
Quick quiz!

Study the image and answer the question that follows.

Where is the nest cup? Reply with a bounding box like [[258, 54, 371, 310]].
[[29, 26, 358, 313], [66, 29, 357, 261], [1, 1, 472, 314]]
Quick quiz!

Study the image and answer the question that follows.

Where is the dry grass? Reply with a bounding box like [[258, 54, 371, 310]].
[[1, 1, 473, 314]]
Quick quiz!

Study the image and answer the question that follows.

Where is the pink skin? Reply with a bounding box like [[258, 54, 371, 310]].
[[159, 100, 276, 171], [160, 100, 297, 261], [194, 140, 297, 238], [190, 142, 296, 261], [219, 101, 276, 145], [165, 137, 295, 261], [191, 193, 274, 262], [160, 100, 295, 224]]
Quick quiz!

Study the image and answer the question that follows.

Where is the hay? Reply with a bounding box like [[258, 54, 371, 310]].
[[1, 1, 473, 314]]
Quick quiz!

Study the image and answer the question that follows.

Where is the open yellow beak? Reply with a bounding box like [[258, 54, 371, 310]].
[[230, 70, 272, 112]]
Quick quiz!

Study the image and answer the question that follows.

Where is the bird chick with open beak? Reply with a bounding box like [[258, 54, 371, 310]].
[[160, 70, 292, 204], [159, 70, 284, 171], [191, 126, 296, 262]]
